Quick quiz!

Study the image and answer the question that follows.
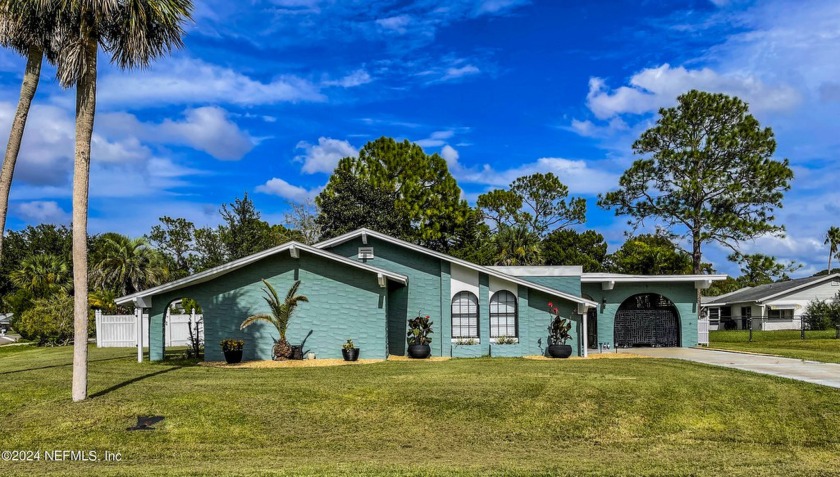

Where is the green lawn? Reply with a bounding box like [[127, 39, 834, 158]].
[[709, 330, 840, 363], [2, 346, 840, 476]]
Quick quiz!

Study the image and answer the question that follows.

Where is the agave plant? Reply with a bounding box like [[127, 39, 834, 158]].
[[240, 279, 308, 360]]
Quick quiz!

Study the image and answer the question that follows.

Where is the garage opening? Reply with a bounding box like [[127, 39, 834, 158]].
[[614, 293, 680, 347]]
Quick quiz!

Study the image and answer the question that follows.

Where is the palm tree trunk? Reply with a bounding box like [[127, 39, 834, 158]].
[[71, 27, 98, 403], [0, 46, 43, 260]]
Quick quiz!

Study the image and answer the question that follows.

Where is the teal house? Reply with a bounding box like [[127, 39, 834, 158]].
[[116, 228, 725, 362]]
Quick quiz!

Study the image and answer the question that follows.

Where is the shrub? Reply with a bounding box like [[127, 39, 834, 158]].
[[802, 292, 840, 330], [495, 335, 517, 345], [14, 294, 93, 346], [407, 313, 433, 345], [220, 339, 244, 352], [342, 339, 356, 350], [547, 302, 572, 345]]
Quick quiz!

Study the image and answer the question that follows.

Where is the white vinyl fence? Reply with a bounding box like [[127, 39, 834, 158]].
[[697, 317, 710, 346], [95, 309, 204, 348]]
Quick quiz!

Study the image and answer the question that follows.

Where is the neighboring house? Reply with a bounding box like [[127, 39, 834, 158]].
[[0, 313, 12, 335], [116, 228, 726, 362], [702, 274, 840, 331]]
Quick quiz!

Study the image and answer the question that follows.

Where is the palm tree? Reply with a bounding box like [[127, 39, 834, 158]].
[[0, 2, 62, 260], [38, 0, 192, 402], [240, 280, 309, 360], [10, 254, 71, 298], [826, 226, 840, 274], [91, 233, 169, 296], [492, 225, 543, 266]]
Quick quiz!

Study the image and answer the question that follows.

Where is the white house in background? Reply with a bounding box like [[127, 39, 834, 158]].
[[702, 274, 840, 331]]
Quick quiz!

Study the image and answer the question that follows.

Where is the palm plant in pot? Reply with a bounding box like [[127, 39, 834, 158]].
[[407, 313, 433, 359], [220, 339, 244, 364], [547, 302, 573, 358], [342, 339, 359, 361], [240, 279, 308, 360]]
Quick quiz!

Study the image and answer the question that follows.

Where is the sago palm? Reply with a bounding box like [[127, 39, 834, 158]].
[[15, 0, 193, 402], [826, 226, 840, 274], [240, 280, 309, 360], [0, 1, 63, 260]]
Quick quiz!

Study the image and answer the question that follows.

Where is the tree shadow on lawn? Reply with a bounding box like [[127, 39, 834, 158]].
[[90, 366, 184, 398], [0, 354, 135, 376]]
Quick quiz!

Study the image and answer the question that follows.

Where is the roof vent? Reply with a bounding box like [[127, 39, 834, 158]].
[[358, 247, 374, 260]]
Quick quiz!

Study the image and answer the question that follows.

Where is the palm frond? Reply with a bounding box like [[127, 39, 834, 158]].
[[239, 314, 276, 331]]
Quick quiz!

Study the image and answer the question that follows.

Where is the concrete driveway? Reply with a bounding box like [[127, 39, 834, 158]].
[[0, 335, 17, 345], [622, 347, 840, 389]]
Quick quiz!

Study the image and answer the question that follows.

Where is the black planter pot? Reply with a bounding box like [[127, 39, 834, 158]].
[[547, 344, 572, 359], [407, 344, 431, 359], [223, 349, 243, 364], [342, 348, 360, 361], [291, 345, 304, 360]]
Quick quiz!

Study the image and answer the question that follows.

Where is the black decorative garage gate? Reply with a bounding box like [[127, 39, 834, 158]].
[[614, 294, 680, 347]]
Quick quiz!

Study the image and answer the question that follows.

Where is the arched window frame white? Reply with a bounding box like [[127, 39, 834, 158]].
[[451, 291, 479, 340], [490, 290, 518, 340]]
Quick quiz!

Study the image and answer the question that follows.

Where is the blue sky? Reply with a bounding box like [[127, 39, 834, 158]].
[[0, 0, 838, 276]]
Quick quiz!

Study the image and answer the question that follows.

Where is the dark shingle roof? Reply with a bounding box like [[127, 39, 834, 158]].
[[704, 274, 840, 305]]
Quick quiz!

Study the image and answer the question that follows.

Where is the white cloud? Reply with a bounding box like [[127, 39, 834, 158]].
[[415, 130, 456, 147], [13, 201, 69, 224], [475, 0, 530, 15], [585, 64, 801, 120], [155, 107, 254, 160], [296, 137, 358, 174], [98, 107, 254, 161], [440, 144, 459, 166], [96, 57, 325, 107], [376, 15, 412, 34], [441, 64, 480, 81], [322, 69, 373, 88], [255, 178, 321, 202], [461, 157, 620, 195]]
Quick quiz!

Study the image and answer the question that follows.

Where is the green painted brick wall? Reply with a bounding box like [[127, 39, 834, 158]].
[[520, 288, 583, 356], [325, 237, 445, 356], [148, 251, 390, 361], [517, 276, 581, 297], [581, 282, 699, 350]]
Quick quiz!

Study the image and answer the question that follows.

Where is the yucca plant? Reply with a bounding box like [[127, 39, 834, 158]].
[[240, 279, 308, 360]]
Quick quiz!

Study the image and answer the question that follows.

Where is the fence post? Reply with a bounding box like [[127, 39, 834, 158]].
[[748, 318, 752, 342], [95, 309, 102, 347], [801, 315, 806, 340], [136, 308, 143, 363]]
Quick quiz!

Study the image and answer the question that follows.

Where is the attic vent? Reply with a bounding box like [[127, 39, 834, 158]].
[[358, 247, 374, 260]]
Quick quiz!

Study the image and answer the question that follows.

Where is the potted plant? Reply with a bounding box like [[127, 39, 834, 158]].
[[342, 339, 360, 361], [240, 279, 309, 360], [220, 339, 244, 364], [407, 313, 433, 359], [547, 302, 573, 358]]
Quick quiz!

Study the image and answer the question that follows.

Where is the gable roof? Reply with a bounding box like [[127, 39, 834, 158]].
[[116, 241, 408, 306], [703, 274, 840, 306], [314, 228, 598, 308]]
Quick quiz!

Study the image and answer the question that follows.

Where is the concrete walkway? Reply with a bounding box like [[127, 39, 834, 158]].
[[621, 347, 840, 389]]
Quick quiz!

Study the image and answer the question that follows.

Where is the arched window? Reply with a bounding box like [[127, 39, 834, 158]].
[[490, 290, 517, 338], [451, 291, 479, 339]]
